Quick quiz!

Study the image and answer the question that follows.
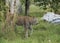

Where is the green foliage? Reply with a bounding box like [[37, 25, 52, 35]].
[[0, 0, 60, 43], [34, 0, 60, 12], [20, 0, 25, 4]]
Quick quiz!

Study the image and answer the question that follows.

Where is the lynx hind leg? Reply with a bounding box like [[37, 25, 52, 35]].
[[28, 25, 33, 37]]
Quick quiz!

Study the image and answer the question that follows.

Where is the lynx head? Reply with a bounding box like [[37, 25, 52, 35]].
[[32, 17, 39, 25]]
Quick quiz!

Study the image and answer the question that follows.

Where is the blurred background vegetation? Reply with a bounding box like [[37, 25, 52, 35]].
[[0, 0, 60, 43]]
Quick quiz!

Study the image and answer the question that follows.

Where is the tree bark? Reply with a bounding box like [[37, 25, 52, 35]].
[[5, 0, 22, 15], [25, 0, 30, 16]]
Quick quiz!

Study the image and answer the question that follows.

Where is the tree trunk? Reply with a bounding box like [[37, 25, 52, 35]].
[[25, 0, 30, 16], [5, 0, 22, 15]]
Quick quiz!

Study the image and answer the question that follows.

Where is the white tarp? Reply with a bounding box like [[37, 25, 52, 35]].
[[41, 12, 60, 24]]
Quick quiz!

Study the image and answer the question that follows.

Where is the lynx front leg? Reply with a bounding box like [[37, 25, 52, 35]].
[[24, 25, 29, 38], [28, 25, 33, 37]]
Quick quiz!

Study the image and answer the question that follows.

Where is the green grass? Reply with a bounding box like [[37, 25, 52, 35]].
[[0, 21, 60, 43], [0, 5, 60, 43]]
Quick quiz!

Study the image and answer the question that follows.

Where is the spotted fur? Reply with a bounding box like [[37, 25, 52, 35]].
[[15, 16, 38, 38]]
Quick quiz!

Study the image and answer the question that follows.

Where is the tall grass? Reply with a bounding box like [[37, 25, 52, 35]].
[[0, 11, 18, 40], [0, 5, 60, 43]]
